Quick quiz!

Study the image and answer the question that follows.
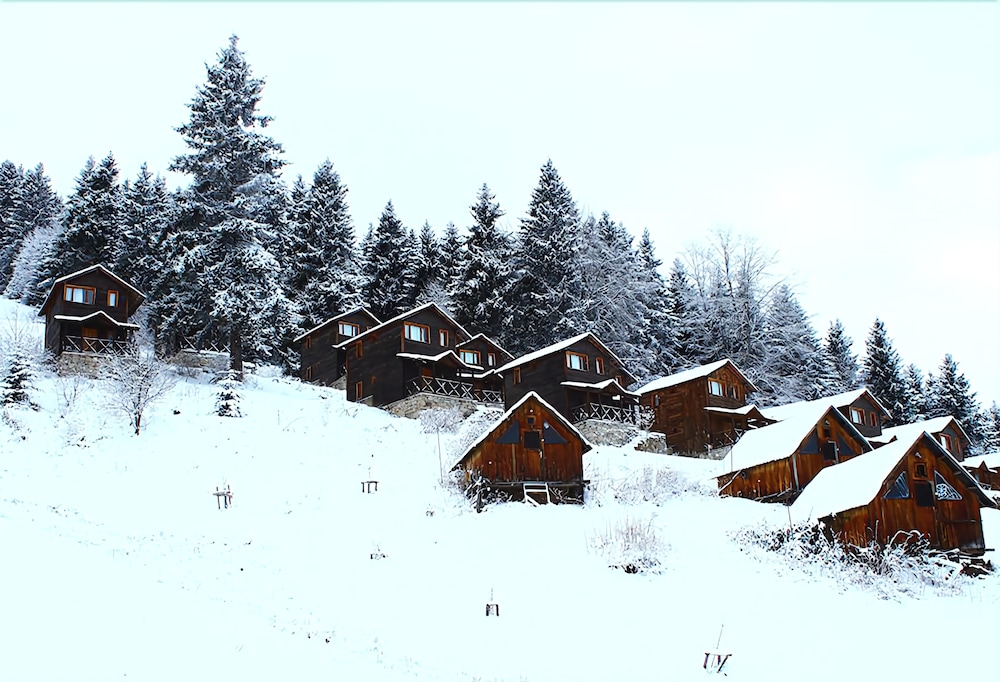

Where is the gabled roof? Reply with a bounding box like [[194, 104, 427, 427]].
[[762, 388, 892, 422], [39, 264, 145, 316], [333, 302, 473, 349], [560, 379, 639, 398], [496, 332, 637, 385], [792, 432, 995, 522], [397, 350, 482, 372], [964, 452, 1000, 472], [452, 391, 593, 470], [456, 333, 514, 361], [704, 404, 775, 422], [718, 402, 870, 473], [292, 307, 380, 343], [636, 359, 756, 394], [53, 311, 140, 329], [881, 416, 972, 447]]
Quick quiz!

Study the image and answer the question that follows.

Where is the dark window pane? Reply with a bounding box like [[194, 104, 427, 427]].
[[496, 421, 520, 445], [523, 430, 542, 450], [884, 471, 909, 499], [915, 481, 935, 507], [543, 422, 567, 444]]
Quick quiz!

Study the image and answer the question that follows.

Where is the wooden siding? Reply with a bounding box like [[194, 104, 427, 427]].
[[718, 412, 869, 502], [932, 423, 967, 462], [837, 394, 888, 438], [822, 439, 987, 554], [42, 269, 143, 356], [641, 364, 755, 455], [299, 310, 379, 385], [965, 462, 1000, 491]]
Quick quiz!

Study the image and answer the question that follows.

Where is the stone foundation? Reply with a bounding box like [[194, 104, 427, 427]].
[[171, 349, 230, 373], [575, 419, 640, 447], [383, 393, 501, 420], [634, 432, 670, 454], [331, 375, 347, 391], [55, 353, 112, 378]]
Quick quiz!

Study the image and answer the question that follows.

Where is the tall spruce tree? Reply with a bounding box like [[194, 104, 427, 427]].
[[926, 354, 980, 432], [979, 402, 1000, 453], [663, 257, 698, 372], [361, 201, 416, 320], [759, 284, 830, 405], [506, 160, 582, 354], [0, 161, 25, 288], [862, 318, 907, 426], [898, 363, 928, 424], [114, 163, 174, 293], [5, 164, 63, 302], [167, 35, 294, 375], [823, 319, 860, 393]]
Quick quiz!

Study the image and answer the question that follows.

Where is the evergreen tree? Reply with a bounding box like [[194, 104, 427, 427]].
[[361, 201, 416, 320], [759, 284, 830, 405], [926, 354, 980, 430], [978, 402, 1000, 453], [631, 229, 675, 378], [506, 160, 582, 354], [0, 161, 25, 288], [5, 165, 62, 302], [822, 319, 860, 393], [898, 363, 928, 424], [114, 163, 174, 293], [413, 221, 451, 307], [437, 222, 463, 301], [1, 345, 36, 406], [663, 257, 697, 371], [451, 184, 513, 338], [862, 318, 907, 426], [167, 35, 294, 374], [215, 369, 244, 417]]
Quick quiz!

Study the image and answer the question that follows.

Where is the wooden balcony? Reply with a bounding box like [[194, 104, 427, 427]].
[[572, 402, 653, 429], [406, 376, 502, 405], [62, 335, 136, 356]]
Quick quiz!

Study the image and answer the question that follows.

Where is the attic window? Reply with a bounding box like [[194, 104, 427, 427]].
[[937, 433, 953, 453], [513, 368, 521, 385], [64, 285, 95, 305], [487, 352, 496, 367], [339, 322, 359, 337], [566, 351, 588, 371], [728, 385, 739, 399], [460, 349, 480, 365], [869, 411, 878, 428], [439, 329, 449, 347], [107, 290, 119, 308], [822, 440, 839, 462], [523, 430, 542, 450], [303, 336, 313, 350], [708, 380, 723, 396], [914, 462, 928, 479], [404, 322, 429, 343], [933, 471, 962, 501], [850, 407, 864, 425], [595, 357, 605, 375], [884, 471, 909, 499]]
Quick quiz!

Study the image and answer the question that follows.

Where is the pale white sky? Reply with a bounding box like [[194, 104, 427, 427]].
[[1, 2, 997, 405]]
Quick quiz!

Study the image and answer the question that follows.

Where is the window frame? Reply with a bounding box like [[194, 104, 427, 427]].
[[339, 321, 360, 337], [822, 440, 839, 462], [355, 341, 363, 358], [708, 379, 723, 397], [938, 433, 953, 453], [303, 336, 313, 350], [404, 322, 430, 344], [355, 381, 363, 400], [439, 329, 449, 347], [565, 351, 588, 372], [107, 289, 119, 308], [487, 352, 496, 367], [595, 357, 606, 375], [460, 349, 481, 365], [850, 407, 865, 425], [869, 411, 878, 428], [64, 284, 96, 305], [513, 367, 521, 385]]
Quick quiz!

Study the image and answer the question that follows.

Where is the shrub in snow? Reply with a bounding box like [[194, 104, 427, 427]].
[[590, 515, 669, 574], [215, 370, 244, 418], [0, 312, 44, 408], [588, 465, 713, 506], [102, 349, 177, 435]]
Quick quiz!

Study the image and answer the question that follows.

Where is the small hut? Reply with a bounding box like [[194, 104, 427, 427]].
[[453, 391, 592, 505], [963, 453, 1000, 491], [791, 432, 995, 555]]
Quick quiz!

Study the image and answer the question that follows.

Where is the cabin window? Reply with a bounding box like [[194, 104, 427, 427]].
[[822, 440, 839, 462], [404, 322, 430, 343], [523, 430, 542, 450], [914, 480, 935, 507], [933, 471, 962, 501], [355, 341, 363, 358], [64, 285, 96, 305], [728, 385, 739, 399], [595, 357, 606, 375], [355, 381, 363, 399], [303, 336, 312, 350], [654, 394, 660, 407], [339, 322, 359, 337], [304, 366, 313, 381], [937, 433, 953, 453], [107, 290, 119, 308], [439, 329, 449, 346], [884, 471, 909, 499], [708, 379, 723, 396], [487, 352, 496, 367], [513, 368, 521, 385], [869, 411, 878, 428], [566, 351, 588, 371], [460, 349, 481, 365], [850, 407, 864, 425], [914, 462, 928, 479]]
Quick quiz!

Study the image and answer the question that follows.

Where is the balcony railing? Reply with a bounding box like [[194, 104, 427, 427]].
[[62, 335, 136, 356], [572, 403, 653, 429], [407, 376, 502, 404]]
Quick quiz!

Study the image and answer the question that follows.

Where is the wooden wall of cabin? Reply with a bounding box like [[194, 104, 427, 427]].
[[504, 357, 570, 420], [347, 325, 406, 405], [44, 318, 62, 355], [790, 415, 868, 491], [968, 464, 1000, 490], [934, 424, 967, 462], [718, 459, 795, 501], [643, 381, 710, 455], [48, 271, 136, 322], [836, 395, 885, 438], [299, 325, 341, 385], [462, 400, 584, 484]]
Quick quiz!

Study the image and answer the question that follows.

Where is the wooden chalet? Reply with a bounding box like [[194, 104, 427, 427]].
[[791, 432, 995, 555], [873, 416, 972, 462], [454, 333, 514, 399], [345, 303, 502, 409], [717, 403, 872, 503], [453, 391, 592, 505], [37, 264, 145, 357], [764, 388, 892, 439], [498, 333, 642, 427], [294, 307, 381, 385], [637, 359, 772, 455], [963, 453, 1000, 491]]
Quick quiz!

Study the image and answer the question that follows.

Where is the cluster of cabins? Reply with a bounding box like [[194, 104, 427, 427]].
[[40, 265, 999, 557]]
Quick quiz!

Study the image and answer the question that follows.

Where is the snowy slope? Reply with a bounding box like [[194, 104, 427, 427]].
[[1, 301, 999, 682]]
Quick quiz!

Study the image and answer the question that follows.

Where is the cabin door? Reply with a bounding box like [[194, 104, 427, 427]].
[[82, 327, 98, 352], [522, 430, 543, 480]]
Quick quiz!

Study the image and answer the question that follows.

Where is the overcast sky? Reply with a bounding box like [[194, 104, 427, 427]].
[[1, 2, 997, 405]]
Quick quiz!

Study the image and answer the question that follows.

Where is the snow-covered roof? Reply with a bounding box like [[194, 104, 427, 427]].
[[53, 311, 140, 329], [39, 264, 146, 315], [636, 359, 755, 394], [397, 350, 481, 371], [704, 404, 772, 419], [292, 307, 380, 343], [718, 403, 869, 473], [452, 391, 593, 470], [496, 332, 636, 384], [560, 379, 639, 397], [762, 389, 892, 422], [964, 452, 1000, 471], [333, 302, 473, 349], [881, 416, 971, 446], [792, 432, 995, 522], [455, 333, 513, 360]]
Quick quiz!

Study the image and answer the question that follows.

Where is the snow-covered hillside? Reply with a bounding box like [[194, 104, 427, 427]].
[[1, 300, 998, 682]]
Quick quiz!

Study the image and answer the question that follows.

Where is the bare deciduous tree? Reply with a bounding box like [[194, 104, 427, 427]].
[[102, 347, 176, 435]]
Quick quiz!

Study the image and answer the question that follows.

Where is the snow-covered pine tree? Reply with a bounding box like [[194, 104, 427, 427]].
[[822, 319, 860, 394], [168, 35, 295, 375], [360, 201, 417, 320], [926, 354, 980, 433], [978, 402, 1000, 453], [114, 163, 174, 294], [215, 369, 243, 417], [663, 257, 698, 372], [861, 318, 907, 426], [0, 161, 26, 289], [436, 222, 463, 305], [1, 345, 36, 406], [413, 220, 451, 307], [4, 165, 63, 302], [506, 160, 583, 354], [759, 284, 830, 405], [451, 184, 513, 339], [632, 228, 675, 379], [30, 153, 124, 303], [897, 363, 928, 424]]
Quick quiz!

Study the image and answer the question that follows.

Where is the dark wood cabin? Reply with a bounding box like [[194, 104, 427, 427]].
[[791, 432, 995, 555], [764, 388, 892, 440], [498, 332, 641, 427], [455, 333, 514, 399], [345, 303, 502, 408], [37, 264, 145, 357], [875, 416, 971, 462], [963, 454, 1000, 491], [295, 307, 380, 385], [453, 391, 592, 504], [717, 404, 872, 503], [637, 359, 771, 455]]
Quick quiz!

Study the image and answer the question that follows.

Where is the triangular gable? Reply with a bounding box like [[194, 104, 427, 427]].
[[881, 416, 972, 449], [333, 302, 472, 349], [293, 307, 381, 343], [39, 264, 146, 316], [455, 333, 514, 362], [496, 333, 637, 385], [636, 359, 756, 395], [763, 388, 893, 423]]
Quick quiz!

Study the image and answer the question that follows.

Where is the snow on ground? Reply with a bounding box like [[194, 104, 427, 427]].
[[1, 302, 999, 681]]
